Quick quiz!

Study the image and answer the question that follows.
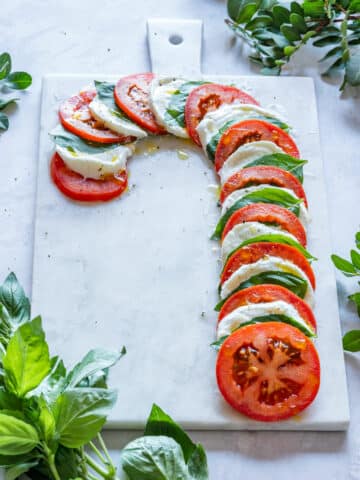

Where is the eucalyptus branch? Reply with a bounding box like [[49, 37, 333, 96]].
[[226, 0, 360, 90]]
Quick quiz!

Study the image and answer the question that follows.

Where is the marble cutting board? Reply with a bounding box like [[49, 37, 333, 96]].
[[31, 19, 349, 430]]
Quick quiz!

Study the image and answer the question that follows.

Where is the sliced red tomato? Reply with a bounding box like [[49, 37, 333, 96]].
[[59, 90, 132, 144], [215, 119, 300, 172], [220, 166, 307, 207], [218, 284, 316, 332], [220, 242, 316, 289], [216, 322, 320, 421], [185, 84, 259, 146], [50, 153, 127, 202], [114, 73, 165, 135], [221, 203, 307, 247]]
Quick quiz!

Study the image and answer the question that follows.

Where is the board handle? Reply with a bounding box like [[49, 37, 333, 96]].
[[147, 18, 203, 77]]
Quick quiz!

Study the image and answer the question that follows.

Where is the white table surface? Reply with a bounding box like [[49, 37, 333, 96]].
[[2, 0, 360, 478]]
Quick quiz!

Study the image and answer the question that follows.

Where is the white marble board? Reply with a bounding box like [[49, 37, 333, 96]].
[[31, 19, 349, 430]]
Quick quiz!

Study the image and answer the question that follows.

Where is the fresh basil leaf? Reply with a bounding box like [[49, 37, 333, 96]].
[[0, 387, 22, 411], [244, 153, 307, 182], [50, 124, 122, 154], [3, 316, 51, 398], [0, 53, 11, 80], [38, 396, 56, 444], [32, 355, 67, 403], [165, 81, 207, 128], [206, 121, 234, 161], [0, 413, 39, 455], [212, 187, 301, 239], [0, 453, 37, 468], [343, 330, 360, 352], [66, 347, 126, 388], [187, 444, 208, 480], [5, 460, 39, 480], [0, 112, 9, 131], [94, 80, 129, 120], [227, 233, 316, 261], [215, 271, 308, 311], [331, 254, 359, 277], [121, 435, 189, 480], [145, 404, 196, 463], [0, 272, 31, 329], [54, 387, 117, 448], [5, 72, 32, 90], [349, 292, 360, 316], [0, 98, 18, 111], [54, 445, 82, 479]]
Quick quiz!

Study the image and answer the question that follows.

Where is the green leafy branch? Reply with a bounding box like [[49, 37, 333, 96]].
[[226, 0, 360, 90], [0, 53, 32, 133], [0, 272, 208, 480], [332, 232, 360, 352]]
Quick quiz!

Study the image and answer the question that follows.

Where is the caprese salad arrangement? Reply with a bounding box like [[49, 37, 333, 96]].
[[50, 73, 320, 423]]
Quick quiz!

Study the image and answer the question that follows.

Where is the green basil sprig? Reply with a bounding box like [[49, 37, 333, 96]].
[[332, 231, 360, 352], [226, 0, 360, 91], [0, 53, 32, 132], [0, 273, 209, 479]]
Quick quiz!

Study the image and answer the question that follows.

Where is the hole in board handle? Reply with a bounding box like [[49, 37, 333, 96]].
[[169, 34, 183, 45]]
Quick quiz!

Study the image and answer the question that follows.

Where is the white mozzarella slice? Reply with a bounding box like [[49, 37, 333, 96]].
[[221, 185, 309, 227], [197, 102, 287, 152], [221, 222, 298, 264], [150, 77, 189, 138], [55, 144, 134, 180], [220, 255, 314, 307], [89, 96, 147, 139], [217, 300, 313, 339], [219, 141, 284, 184]]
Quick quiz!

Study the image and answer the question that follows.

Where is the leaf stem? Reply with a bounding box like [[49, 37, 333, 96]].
[[89, 439, 107, 464], [42, 443, 61, 480], [97, 433, 114, 467], [85, 452, 110, 478]]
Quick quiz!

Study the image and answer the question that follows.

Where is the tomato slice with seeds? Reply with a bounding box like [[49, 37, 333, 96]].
[[50, 153, 128, 202], [218, 284, 316, 332], [220, 166, 307, 207], [221, 203, 307, 247], [114, 73, 166, 135], [216, 322, 320, 421], [59, 89, 132, 144], [215, 119, 300, 172], [185, 84, 259, 146], [221, 242, 316, 289]]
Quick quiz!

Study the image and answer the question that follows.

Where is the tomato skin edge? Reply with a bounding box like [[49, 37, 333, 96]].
[[214, 119, 300, 172], [217, 284, 317, 332], [114, 73, 166, 135], [50, 153, 128, 203], [216, 322, 320, 422], [185, 83, 259, 146]]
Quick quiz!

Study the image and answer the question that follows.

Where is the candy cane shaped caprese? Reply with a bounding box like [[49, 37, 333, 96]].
[[49, 75, 320, 421]]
